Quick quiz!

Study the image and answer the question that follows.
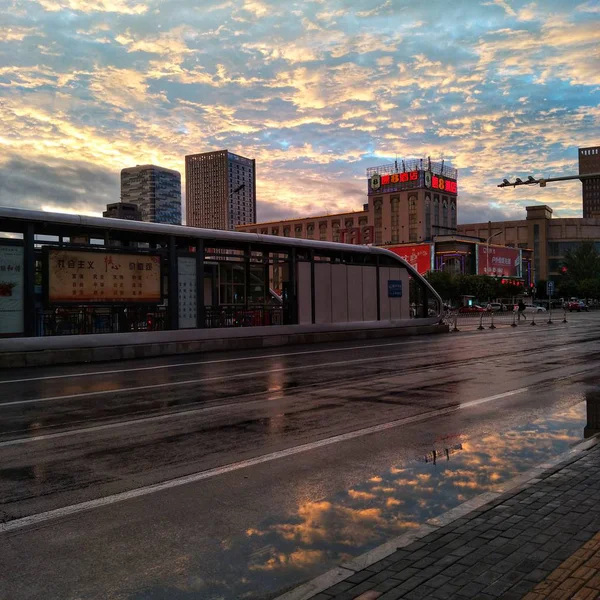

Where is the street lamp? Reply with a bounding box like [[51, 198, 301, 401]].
[[485, 231, 503, 276]]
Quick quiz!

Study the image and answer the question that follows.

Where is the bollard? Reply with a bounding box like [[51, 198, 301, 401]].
[[452, 314, 460, 332], [511, 311, 517, 327], [489, 312, 496, 329], [531, 310, 536, 326], [563, 310, 568, 324], [477, 313, 485, 330], [547, 307, 553, 324]]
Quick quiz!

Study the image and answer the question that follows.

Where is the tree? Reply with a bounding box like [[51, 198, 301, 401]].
[[561, 242, 600, 282], [578, 279, 600, 300]]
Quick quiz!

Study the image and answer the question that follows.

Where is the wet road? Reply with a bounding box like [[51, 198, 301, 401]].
[[2, 314, 600, 600]]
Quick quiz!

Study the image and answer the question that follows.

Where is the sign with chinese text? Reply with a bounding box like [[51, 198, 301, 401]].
[[0, 245, 24, 335], [47, 249, 161, 303], [388, 244, 433, 275], [477, 245, 521, 278], [388, 280, 402, 298], [369, 170, 458, 196], [178, 257, 197, 329]]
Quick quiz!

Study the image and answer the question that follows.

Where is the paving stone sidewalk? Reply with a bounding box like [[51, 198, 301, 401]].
[[307, 441, 600, 600]]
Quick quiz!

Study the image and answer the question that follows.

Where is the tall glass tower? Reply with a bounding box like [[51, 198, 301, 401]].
[[120, 165, 182, 225]]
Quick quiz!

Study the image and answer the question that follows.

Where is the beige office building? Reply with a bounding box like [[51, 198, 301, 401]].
[[458, 205, 600, 281]]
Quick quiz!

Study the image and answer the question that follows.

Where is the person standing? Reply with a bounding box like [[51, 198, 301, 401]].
[[518, 299, 527, 321]]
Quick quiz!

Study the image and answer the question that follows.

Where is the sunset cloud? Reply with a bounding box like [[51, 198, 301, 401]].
[[0, 0, 597, 223]]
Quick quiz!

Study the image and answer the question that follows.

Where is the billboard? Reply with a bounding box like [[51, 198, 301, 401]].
[[0, 245, 24, 335], [477, 245, 521, 277], [47, 249, 162, 303], [388, 244, 433, 275]]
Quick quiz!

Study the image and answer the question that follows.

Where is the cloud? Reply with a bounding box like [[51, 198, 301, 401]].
[[32, 0, 149, 14], [0, 154, 118, 215], [0, 0, 597, 227]]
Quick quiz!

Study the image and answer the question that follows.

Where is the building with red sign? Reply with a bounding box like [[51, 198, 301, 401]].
[[237, 157, 458, 247]]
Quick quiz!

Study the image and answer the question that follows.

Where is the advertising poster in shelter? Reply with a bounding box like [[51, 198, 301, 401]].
[[178, 256, 197, 329], [47, 249, 161, 303], [0, 245, 24, 335]]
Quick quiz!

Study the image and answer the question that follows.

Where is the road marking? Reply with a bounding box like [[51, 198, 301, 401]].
[[2, 331, 595, 409], [0, 338, 432, 385], [2, 318, 594, 385], [1, 385, 535, 534]]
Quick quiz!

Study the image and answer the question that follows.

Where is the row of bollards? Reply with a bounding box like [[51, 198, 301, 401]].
[[453, 309, 570, 333]]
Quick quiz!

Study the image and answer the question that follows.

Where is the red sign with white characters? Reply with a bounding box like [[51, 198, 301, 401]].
[[478, 245, 520, 277], [388, 244, 433, 275]]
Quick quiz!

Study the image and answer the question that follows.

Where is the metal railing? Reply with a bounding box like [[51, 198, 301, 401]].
[[204, 305, 285, 329], [35, 307, 167, 336]]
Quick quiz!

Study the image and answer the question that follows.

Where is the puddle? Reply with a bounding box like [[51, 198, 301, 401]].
[[131, 396, 593, 600]]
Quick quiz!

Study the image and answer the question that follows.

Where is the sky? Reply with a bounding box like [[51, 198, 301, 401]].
[[0, 0, 599, 225]]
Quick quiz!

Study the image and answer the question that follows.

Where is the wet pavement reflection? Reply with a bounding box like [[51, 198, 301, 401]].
[[129, 396, 590, 600]]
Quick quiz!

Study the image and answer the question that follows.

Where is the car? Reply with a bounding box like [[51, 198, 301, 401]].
[[458, 305, 486, 313], [524, 305, 547, 314], [568, 300, 588, 312], [487, 303, 507, 312]]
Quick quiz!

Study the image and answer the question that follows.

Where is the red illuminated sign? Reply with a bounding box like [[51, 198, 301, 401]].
[[431, 175, 457, 194], [388, 244, 433, 275], [370, 170, 457, 195]]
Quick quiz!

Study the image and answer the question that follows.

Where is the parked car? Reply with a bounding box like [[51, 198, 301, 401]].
[[524, 305, 547, 314], [458, 305, 486, 313], [487, 303, 507, 312], [568, 300, 588, 312]]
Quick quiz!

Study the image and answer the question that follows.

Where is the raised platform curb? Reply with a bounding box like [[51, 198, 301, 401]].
[[0, 322, 448, 368]]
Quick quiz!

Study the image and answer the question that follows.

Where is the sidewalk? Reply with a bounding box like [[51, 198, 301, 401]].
[[283, 439, 600, 600]]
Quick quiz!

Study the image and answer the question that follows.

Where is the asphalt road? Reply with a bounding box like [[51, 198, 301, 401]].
[[2, 314, 600, 600]]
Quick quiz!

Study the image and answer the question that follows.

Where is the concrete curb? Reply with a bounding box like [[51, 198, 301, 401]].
[[0, 323, 448, 368], [275, 435, 600, 600]]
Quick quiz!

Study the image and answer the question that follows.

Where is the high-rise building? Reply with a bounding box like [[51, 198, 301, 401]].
[[103, 202, 142, 221], [185, 150, 256, 230], [579, 146, 600, 218], [120, 165, 182, 225]]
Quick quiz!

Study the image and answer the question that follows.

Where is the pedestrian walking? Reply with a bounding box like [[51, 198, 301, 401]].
[[518, 299, 527, 321]]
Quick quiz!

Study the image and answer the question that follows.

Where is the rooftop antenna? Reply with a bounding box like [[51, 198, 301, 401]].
[[394, 154, 398, 171], [441, 159, 445, 174], [402, 160, 406, 173], [428, 156, 431, 171]]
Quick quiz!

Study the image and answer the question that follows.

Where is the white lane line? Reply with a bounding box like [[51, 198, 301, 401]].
[[0, 398, 269, 448], [2, 319, 592, 385], [0, 386, 529, 534], [0, 351, 460, 408], [0, 338, 432, 385], [2, 332, 594, 409]]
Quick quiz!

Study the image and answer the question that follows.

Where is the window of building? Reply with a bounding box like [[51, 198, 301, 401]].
[[433, 195, 439, 227], [409, 195, 418, 242], [332, 221, 341, 242], [424, 195, 431, 239], [450, 201, 456, 229], [390, 196, 400, 243], [319, 222, 328, 240], [442, 198, 448, 230], [373, 198, 383, 244]]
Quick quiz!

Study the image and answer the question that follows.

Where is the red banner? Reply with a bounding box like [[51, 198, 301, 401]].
[[388, 244, 432, 275], [478, 245, 520, 277]]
